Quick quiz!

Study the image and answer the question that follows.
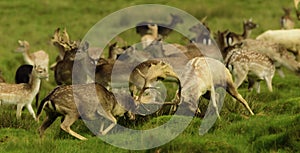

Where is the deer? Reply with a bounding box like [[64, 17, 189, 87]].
[[51, 28, 79, 61], [15, 40, 49, 78], [53, 41, 96, 85], [280, 7, 295, 29], [224, 46, 275, 93], [189, 16, 212, 45], [141, 24, 159, 49], [129, 60, 181, 104], [14, 64, 41, 107], [136, 13, 183, 38], [225, 18, 258, 46], [0, 65, 48, 120], [216, 30, 300, 78], [256, 29, 300, 61], [179, 57, 254, 118], [36, 83, 136, 140], [240, 39, 300, 77]]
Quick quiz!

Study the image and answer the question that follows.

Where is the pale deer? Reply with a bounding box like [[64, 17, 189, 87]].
[[37, 83, 136, 140], [256, 29, 300, 61], [141, 24, 158, 49], [180, 57, 254, 117], [15, 40, 49, 77], [0, 65, 48, 120]]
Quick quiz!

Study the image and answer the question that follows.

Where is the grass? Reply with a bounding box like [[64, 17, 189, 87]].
[[0, 0, 300, 152]]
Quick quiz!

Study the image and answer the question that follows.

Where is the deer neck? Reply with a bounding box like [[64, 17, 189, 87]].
[[108, 50, 118, 60], [242, 25, 252, 39], [23, 49, 35, 65], [29, 74, 41, 96], [152, 28, 158, 38]]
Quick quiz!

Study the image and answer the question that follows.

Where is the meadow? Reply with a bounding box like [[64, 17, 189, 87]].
[[0, 0, 299, 152]]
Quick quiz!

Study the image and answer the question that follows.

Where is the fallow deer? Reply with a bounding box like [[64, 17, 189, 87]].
[[37, 83, 136, 140], [0, 65, 48, 120], [136, 13, 183, 38], [280, 7, 295, 29], [15, 40, 49, 77], [179, 57, 254, 117], [225, 19, 258, 46], [224, 46, 275, 93], [141, 24, 159, 49]]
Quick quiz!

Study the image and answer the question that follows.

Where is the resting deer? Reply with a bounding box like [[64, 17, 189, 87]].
[[280, 7, 295, 29], [180, 57, 254, 117], [0, 65, 48, 120], [225, 19, 258, 46], [37, 83, 136, 140], [136, 13, 183, 38], [15, 40, 49, 77], [141, 24, 158, 49]]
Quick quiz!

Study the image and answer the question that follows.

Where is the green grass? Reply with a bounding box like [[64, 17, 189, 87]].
[[0, 0, 300, 152]]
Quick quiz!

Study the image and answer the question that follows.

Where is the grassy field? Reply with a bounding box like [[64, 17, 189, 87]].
[[0, 0, 299, 152]]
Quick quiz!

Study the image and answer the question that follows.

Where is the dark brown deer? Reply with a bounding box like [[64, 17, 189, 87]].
[[225, 19, 258, 46]]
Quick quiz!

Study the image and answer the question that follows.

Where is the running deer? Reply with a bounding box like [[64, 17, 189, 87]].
[[180, 57, 254, 117], [0, 65, 48, 120], [136, 13, 183, 38], [280, 7, 295, 29], [37, 83, 136, 140], [225, 19, 258, 46], [129, 60, 181, 104]]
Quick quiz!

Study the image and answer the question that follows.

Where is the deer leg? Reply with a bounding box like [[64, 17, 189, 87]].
[[210, 86, 220, 119], [38, 114, 58, 138], [255, 81, 261, 93], [35, 92, 40, 108], [99, 113, 117, 135], [26, 103, 37, 120], [227, 81, 254, 115], [264, 76, 273, 92], [60, 114, 87, 140], [16, 104, 25, 119], [233, 68, 248, 89]]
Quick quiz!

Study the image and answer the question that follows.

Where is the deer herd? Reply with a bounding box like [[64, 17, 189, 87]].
[[1, 4, 300, 140]]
